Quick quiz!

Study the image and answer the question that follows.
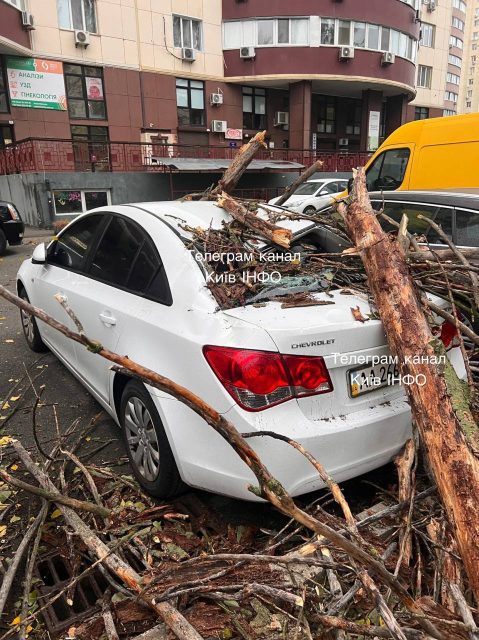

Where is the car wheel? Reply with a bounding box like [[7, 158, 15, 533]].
[[120, 380, 184, 498], [0, 230, 6, 256], [303, 206, 317, 214], [19, 289, 48, 353]]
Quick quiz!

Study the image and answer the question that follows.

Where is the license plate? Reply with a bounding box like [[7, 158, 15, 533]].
[[19, 233, 23, 238], [348, 361, 399, 398]]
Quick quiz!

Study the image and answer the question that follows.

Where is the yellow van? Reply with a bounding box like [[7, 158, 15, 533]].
[[363, 112, 479, 192]]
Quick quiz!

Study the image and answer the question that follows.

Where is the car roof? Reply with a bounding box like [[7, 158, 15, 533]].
[[307, 178, 347, 184], [126, 200, 314, 237], [368, 189, 479, 211]]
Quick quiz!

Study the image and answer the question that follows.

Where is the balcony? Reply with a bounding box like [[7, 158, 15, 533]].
[[0, 138, 372, 176]]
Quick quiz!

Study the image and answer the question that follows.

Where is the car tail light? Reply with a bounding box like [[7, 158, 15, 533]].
[[440, 319, 460, 349], [203, 346, 333, 411]]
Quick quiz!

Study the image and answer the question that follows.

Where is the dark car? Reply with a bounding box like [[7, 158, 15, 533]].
[[0, 201, 24, 255]]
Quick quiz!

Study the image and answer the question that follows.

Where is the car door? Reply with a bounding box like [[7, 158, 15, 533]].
[[454, 207, 479, 248], [31, 213, 106, 367], [70, 214, 172, 404]]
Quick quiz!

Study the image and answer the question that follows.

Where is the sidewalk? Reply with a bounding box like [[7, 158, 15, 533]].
[[24, 225, 54, 239]]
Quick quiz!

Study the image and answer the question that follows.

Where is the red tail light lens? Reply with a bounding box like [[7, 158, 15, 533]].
[[440, 319, 460, 349], [203, 346, 333, 411]]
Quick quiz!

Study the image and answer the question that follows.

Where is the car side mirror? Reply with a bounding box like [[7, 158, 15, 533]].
[[31, 243, 46, 264]]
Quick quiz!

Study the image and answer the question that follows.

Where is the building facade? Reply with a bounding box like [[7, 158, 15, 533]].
[[408, 0, 473, 121], [0, 0, 420, 154]]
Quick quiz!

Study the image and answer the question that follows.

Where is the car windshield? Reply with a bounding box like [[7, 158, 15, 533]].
[[294, 182, 322, 196]]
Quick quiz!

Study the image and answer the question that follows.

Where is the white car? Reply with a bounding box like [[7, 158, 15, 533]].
[[16, 202, 464, 500], [269, 178, 349, 213]]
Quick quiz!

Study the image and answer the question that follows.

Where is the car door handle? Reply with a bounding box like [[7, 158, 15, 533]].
[[99, 312, 116, 326]]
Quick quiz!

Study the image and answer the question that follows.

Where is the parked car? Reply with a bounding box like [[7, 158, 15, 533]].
[[0, 201, 24, 255], [268, 178, 349, 213], [16, 202, 465, 500]]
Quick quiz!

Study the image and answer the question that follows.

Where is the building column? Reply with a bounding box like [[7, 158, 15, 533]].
[[289, 81, 312, 149], [385, 95, 408, 137], [360, 90, 383, 152]]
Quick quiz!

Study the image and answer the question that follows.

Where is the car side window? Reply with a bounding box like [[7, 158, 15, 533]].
[[455, 208, 479, 247], [376, 202, 453, 243], [48, 214, 104, 271], [322, 182, 339, 194], [88, 215, 172, 304], [366, 148, 410, 191]]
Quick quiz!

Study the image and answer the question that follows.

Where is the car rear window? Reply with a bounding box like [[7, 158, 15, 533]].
[[456, 208, 479, 247]]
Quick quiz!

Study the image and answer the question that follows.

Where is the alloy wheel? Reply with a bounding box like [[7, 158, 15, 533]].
[[124, 396, 160, 482], [21, 308, 35, 345]]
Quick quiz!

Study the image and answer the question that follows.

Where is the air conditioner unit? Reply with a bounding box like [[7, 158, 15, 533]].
[[21, 11, 35, 30], [74, 30, 90, 47], [274, 111, 289, 126], [381, 51, 396, 65], [210, 93, 223, 106], [212, 120, 227, 133], [427, 0, 436, 11], [339, 46, 354, 60], [339, 138, 349, 146], [181, 47, 196, 62], [240, 46, 256, 59]]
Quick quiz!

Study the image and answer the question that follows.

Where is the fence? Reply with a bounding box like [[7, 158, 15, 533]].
[[0, 138, 372, 175]]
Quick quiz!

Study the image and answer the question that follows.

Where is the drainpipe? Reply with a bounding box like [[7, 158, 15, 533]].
[[133, 0, 147, 131]]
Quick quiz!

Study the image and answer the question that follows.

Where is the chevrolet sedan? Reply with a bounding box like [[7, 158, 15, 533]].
[[16, 202, 464, 499]]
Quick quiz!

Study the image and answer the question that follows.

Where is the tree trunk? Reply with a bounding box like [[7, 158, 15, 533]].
[[275, 160, 324, 206], [341, 168, 479, 605]]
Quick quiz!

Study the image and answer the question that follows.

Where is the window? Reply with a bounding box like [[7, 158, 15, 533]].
[[453, 0, 467, 11], [450, 35, 463, 49], [456, 209, 479, 247], [338, 20, 351, 45], [88, 216, 172, 304], [378, 203, 453, 244], [0, 125, 14, 149], [447, 72, 460, 85], [173, 15, 202, 50], [64, 64, 105, 120], [366, 148, 410, 191], [71, 125, 109, 171], [449, 54, 462, 67], [353, 22, 366, 48], [421, 23, 435, 48], [317, 96, 336, 134], [417, 65, 432, 88], [3, 0, 25, 9], [57, 0, 96, 33], [321, 18, 335, 45], [0, 61, 8, 114], [53, 189, 111, 216], [345, 99, 361, 135], [452, 16, 465, 30], [277, 18, 309, 45], [445, 90, 458, 102], [243, 87, 266, 130], [474, 32, 479, 41], [444, 109, 457, 116], [381, 27, 390, 51], [469, 78, 475, 84], [367, 24, 380, 50], [257, 20, 274, 45], [176, 78, 205, 126], [415, 106, 429, 120], [48, 214, 103, 270]]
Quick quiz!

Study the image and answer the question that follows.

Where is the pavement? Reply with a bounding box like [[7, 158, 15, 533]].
[[0, 229, 126, 469]]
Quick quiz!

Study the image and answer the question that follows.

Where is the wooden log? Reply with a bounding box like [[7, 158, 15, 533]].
[[217, 192, 292, 248], [204, 130, 267, 199], [339, 167, 479, 605], [11, 440, 204, 640], [274, 160, 324, 206], [394, 439, 416, 566]]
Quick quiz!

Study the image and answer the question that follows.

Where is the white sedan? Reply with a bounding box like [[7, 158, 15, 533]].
[[269, 178, 349, 213], [16, 202, 464, 500]]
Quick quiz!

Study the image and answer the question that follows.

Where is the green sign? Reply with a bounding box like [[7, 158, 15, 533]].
[[6, 57, 67, 111]]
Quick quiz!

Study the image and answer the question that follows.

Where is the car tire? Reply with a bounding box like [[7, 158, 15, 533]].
[[303, 206, 317, 214], [19, 289, 48, 353], [120, 380, 184, 498], [0, 230, 7, 256]]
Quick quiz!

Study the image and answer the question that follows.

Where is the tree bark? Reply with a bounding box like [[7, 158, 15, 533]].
[[274, 160, 324, 206], [340, 168, 479, 605], [217, 192, 292, 248], [203, 130, 267, 199]]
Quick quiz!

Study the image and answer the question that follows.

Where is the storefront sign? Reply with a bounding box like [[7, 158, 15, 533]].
[[367, 110, 381, 152], [225, 128, 243, 140], [6, 57, 67, 111], [85, 76, 104, 100]]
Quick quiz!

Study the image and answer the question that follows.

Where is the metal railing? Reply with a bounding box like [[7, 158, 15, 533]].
[[0, 138, 372, 175]]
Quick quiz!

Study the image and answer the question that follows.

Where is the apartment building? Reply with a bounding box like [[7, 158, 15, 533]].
[[409, 0, 469, 120], [459, 0, 479, 112]]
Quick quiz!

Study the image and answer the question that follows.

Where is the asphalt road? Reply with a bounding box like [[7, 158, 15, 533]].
[[0, 229, 126, 467]]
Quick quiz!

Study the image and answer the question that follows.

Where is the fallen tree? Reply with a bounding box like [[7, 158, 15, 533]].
[[274, 159, 324, 207], [338, 168, 479, 604]]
